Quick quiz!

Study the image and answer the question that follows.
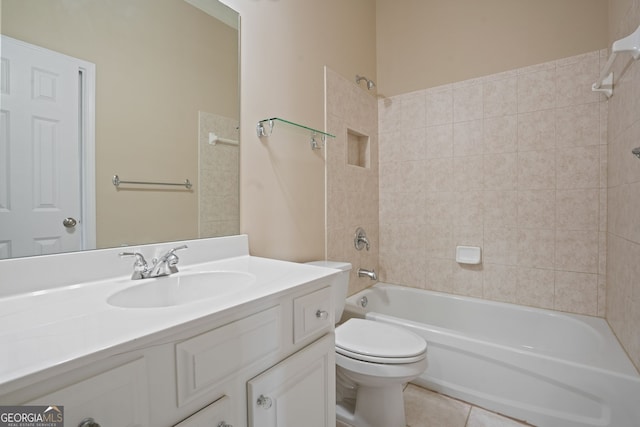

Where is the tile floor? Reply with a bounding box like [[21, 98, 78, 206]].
[[337, 384, 533, 427]]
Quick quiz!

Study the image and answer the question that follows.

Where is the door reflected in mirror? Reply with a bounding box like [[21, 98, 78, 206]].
[[0, 0, 240, 259]]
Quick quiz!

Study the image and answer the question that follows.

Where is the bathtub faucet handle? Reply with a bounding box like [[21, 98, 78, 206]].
[[354, 227, 370, 251]]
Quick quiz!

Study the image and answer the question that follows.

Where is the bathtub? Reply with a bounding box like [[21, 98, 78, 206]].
[[343, 283, 640, 427]]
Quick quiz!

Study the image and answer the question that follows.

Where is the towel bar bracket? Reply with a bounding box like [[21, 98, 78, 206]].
[[592, 72, 613, 98]]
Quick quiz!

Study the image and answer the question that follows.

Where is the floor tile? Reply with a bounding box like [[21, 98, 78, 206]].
[[466, 407, 532, 427], [404, 384, 470, 427], [336, 384, 533, 427]]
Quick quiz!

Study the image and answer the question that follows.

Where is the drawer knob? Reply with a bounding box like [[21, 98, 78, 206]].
[[78, 418, 100, 427], [217, 422, 233, 427], [316, 309, 329, 320], [257, 394, 272, 409]]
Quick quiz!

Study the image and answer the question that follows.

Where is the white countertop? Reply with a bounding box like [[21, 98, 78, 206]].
[[0, 246, 338, 390]]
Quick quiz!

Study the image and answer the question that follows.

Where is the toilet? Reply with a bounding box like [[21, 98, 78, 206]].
[[306, 261, 427, 427]]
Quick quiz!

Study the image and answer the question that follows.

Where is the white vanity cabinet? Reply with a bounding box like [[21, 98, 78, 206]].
[[1, 281, 335, 427]]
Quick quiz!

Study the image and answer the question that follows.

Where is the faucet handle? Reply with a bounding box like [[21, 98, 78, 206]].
[[163, 244, 187, 263], [166, 244, 188, 257], [152, 244, 188, 276], [165, 245, 187, 274], [119, 251, 147, 266], [119, 252, 149, 279], [354, 227, 370, 251]]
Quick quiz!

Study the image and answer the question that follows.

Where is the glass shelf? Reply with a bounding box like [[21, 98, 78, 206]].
[[256, 117, 335, 150]]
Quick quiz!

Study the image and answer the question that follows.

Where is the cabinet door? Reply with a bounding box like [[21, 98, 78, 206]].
[[174, 395, 233, 427], [247, 334, 335, 427]]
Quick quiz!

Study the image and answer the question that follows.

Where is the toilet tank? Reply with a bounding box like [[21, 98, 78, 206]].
[[305, 261, 351, 323]]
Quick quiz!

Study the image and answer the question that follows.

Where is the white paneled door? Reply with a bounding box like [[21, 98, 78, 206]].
[[0, 36, 95, 259]]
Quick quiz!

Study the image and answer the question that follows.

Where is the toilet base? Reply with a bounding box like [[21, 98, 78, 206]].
[[336, 383, 407, 427]]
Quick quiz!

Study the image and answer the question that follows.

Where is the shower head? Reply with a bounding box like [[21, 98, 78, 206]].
[[355, 75, 376, 90]]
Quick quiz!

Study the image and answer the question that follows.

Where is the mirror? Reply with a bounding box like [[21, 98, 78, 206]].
[[0, 0, 240, 259]]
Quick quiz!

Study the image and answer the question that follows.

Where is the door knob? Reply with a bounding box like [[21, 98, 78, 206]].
[[63, 217, 77, 228]]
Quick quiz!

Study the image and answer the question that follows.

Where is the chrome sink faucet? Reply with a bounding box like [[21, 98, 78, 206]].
[[120, 244, 188, 279]]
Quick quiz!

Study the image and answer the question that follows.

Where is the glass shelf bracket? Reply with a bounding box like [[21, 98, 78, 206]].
[[256, 117, 335, 150]]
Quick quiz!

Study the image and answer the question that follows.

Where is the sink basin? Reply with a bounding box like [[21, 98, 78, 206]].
[[107, 271, 256, 308]]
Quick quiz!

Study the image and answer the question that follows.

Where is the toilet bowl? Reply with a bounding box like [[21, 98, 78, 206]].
[[305, 261, 428, 427]]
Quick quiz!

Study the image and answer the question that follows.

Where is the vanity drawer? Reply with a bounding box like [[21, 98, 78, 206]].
[[26, 358, 149, 427], [293, 286, 333, 344], [176, 305, 282, 407], [174, 395, 233, 427]]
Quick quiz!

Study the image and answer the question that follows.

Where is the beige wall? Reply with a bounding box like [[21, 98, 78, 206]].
[[376, 0, 609, 97], [223, 0, 377, 261], [606, 0, 640, 370], [1, 0, 238, 248]]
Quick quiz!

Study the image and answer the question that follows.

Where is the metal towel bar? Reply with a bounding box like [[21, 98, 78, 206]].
[[112, 175, 192, 189]]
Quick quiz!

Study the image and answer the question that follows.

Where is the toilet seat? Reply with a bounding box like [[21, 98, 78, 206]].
[[336, 318, 427, 364]]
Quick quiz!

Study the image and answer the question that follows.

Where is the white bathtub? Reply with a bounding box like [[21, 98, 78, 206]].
[[343, 283, 640, 427]]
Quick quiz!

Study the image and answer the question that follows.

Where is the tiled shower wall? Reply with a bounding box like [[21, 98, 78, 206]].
[[326, 68, 379, 296], [198, 111, 239, 238], [378, 50, 608, 317], [606, 0, 640, 370]]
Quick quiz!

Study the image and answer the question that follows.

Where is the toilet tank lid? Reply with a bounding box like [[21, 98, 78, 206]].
[[305, 261, 352, 272]]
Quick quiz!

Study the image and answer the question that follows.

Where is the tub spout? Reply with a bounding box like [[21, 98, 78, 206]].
[[357, 268, 377, 281]]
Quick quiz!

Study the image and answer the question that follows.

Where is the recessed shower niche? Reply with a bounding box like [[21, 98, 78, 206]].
[[347, 129, 370, 168]]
